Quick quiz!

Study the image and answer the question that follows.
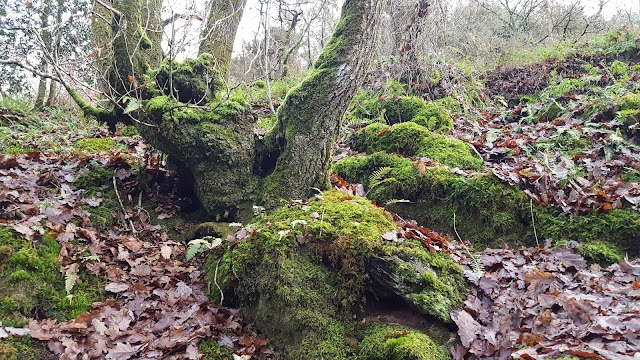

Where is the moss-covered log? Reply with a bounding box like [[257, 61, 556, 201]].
[[262, 0, 389, 204]]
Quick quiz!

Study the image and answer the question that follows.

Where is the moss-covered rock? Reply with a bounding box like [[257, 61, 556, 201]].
[[205, 191, 463, 358], [358, 324, 450, 360], [356, 122, 483, 170], [0, 227, 104, 328], [334, 152, 640, 255], [352, 95, 453, 133]]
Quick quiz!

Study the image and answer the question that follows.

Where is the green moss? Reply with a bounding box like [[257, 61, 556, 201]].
[[378, 243, 466, 322], [205, 191, 457, 358], [74, 165, 114, 190], [120, 125, 139, 136], [0, 227, 104, 327], [352, 95, 453, 133], [358, 324, 450, 360], [575, 241, 623, 265], [622, 168, 640, 182], [150, 53, 225, 104], [356, 122, 483, 170], [199, 339, 234, 359], [334, 152, 640, 253], [0, 336, 54, 360], [74, 138, 114, 153]]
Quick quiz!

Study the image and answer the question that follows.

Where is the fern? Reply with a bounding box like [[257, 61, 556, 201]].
[[65, 271, 78, 295], [368, 166, 392, 187]]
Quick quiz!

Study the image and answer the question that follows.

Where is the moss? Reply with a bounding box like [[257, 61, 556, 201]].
[[74, 138, 114, 153], [377, 243, 466, 322], [575, 241, 623, 265], [0, 336, 55, 360], [0, 227, 104, 327], [120, 125, 139, 136], [199, 339, 234, 359], [622, 168, 640, 182], [74, 166, 115, 190], [356, 122, 483, 170], [334, 152, 640, 254], [358, 324, 450, 360], [352, 95, 453, 133], [150, 53, 225, 104], [205, 191, 456, 358]]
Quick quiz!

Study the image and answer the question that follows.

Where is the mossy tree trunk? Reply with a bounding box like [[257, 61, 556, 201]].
[[262, 0, 388, 203], [198, 0, 248, 80]]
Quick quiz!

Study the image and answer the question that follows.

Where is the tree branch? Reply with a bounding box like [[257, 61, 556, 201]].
[[94, 0, 123, 18]]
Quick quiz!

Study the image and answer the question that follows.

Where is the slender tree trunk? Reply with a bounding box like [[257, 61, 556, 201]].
[[34, 8, 51, 109], [46, 0, 64, 107], [111, 0, 155, 99], [199, 0, 248, 80], [263, 0, 388, 203]]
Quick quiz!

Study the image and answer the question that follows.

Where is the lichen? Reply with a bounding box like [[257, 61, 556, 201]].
[[74, 138, 115, 153], [355, 122, 483, 170], [358, 324, 450, 360]]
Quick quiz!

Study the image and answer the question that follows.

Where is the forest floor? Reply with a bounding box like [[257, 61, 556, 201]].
[[1, 34, 640, 360]]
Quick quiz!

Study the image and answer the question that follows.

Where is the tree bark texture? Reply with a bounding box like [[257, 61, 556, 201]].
[[199, 0, 248, 80], [262, 0, 388, 203]]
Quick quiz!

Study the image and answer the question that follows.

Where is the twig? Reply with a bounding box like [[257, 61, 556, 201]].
[[113, 176, 137, 235], [95, 0, 123, 17], [530, 198, 540, 248], [453, 212, 463, 243], [214, 258, 224, 306]]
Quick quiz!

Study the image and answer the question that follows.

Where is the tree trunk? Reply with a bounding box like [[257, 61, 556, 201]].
[[45, 0, 64, 107], [92, 0, 115, 96], [262, 0, 388, 203], [34, 7, 52, 109], [110, 0, 158, 98], [199, 0, 248, 80]]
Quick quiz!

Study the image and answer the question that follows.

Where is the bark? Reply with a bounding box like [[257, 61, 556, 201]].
[[262, 0, 388, 203], [92, 0, 115, 95], [34, 7, 52, 109], [46, 0, 64, 107], [141, 0, 164, 67], [198, 0, 248, 80]]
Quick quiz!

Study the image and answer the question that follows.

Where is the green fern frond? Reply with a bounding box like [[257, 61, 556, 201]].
[[65, 272, 78, 295], [370, 177, 400, 191], [368, 166, 392, 186]]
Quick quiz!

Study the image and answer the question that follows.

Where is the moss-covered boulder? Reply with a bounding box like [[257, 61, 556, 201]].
[[333, 152, 640, 256], [353, 95, 454, 133], [205, 191, 463, 358], [356, 122, 483, 170]]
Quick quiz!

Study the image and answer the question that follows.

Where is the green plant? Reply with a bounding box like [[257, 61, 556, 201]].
[[186, 236, 223, 260]]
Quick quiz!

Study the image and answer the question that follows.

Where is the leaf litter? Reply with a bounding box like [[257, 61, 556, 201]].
[[0, 132, 276, 359]]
